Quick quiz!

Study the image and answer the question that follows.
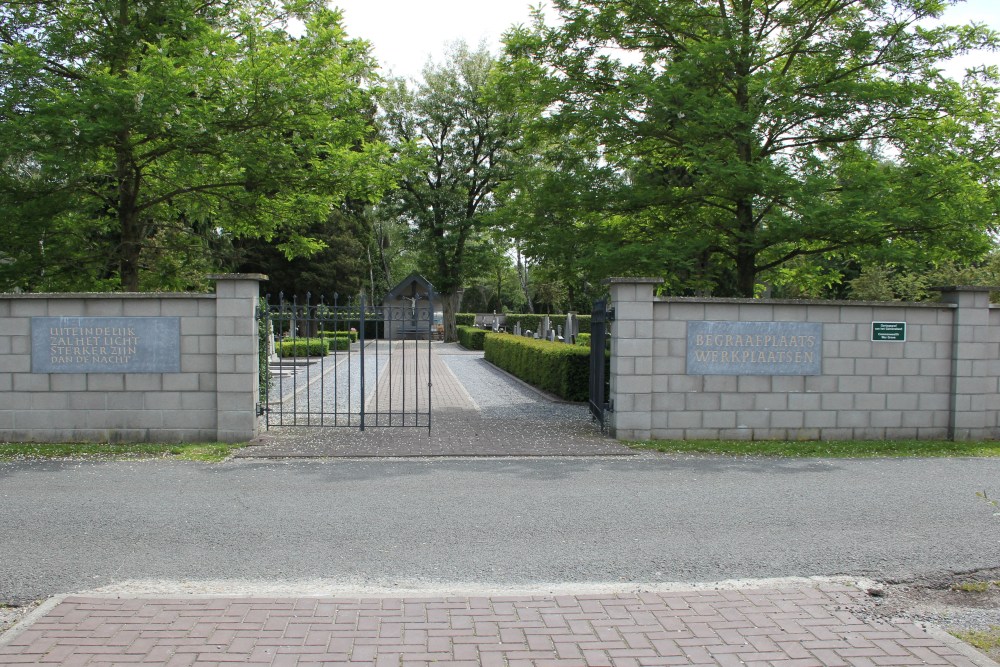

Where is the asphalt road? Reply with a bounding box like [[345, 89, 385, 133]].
[[1, 455, 998, 605]]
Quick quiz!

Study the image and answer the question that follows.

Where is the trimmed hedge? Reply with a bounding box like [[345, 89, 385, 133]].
[[276, 338, 330, 358], [457, 325, 488, 351], [575, 332, 592, 347], [457, 313, 592, 335], [319, 330, 358, 343], [483, 333, 590, 402]]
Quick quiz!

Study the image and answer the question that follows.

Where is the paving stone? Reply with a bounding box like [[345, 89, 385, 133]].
[[1, 586, 992, 666]]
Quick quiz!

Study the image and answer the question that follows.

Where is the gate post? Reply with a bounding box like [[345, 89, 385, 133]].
[[359, 291, 366, 431], [210, 273, 267, 442], [604, 277, 663, 440]]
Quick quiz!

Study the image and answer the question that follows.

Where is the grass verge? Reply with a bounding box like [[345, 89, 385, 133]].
[[951, 627, 1000, 660], [0, 442, 243, 463], [627, 439, 1000, 458]]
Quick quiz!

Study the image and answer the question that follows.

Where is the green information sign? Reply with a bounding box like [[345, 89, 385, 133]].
[[872, 321, 906, 342]]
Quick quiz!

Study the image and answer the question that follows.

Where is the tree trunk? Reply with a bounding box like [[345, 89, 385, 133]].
[[496, 268, 503, 312], [734, 199, 756, 297], [119, 211, 142, 292], [516, 247, 534, 313], [441, 290, 462, 343], [115, 127, 142, 292]]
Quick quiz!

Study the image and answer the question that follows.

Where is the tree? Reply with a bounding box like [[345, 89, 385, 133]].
[[506, 0, 1000, 297], [0, 0, 396, 292], [379, 43, 526, 341], [234, 200, 373, 302]]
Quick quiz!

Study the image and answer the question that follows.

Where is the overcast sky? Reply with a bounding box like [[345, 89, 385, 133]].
[[330, 0, 1000, 82]]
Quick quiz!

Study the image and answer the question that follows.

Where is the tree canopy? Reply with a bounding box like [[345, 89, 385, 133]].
[[504, 0, 1000, 297], [379, 43, 527, 340], [0, 0, 396, 292]]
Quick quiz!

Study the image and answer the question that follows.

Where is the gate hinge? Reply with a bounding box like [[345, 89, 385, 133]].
[[256, 403, 268, 417], [607, 307, 615, 322]]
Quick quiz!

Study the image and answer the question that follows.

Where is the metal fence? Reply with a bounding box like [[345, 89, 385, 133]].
[[589, 299, 610, 430], [258, 292, 432, 431]]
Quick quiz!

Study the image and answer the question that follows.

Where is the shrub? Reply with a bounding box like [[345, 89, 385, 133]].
[[483, 333, 590, 401], [319, 330, 358, 343], [457, 325, 488, 350], [456, 313, 476, 327], [575, 332, 592, 347], [276, 338, 330, 358]]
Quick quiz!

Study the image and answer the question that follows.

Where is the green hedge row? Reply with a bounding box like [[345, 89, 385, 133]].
[[319, 330, 359, 342], [483, 333, 590, 402], [276, 336, 351, 357], [277, 338, 329, 358], [457, 326, 488, 351], [457, 313, 593, 335]]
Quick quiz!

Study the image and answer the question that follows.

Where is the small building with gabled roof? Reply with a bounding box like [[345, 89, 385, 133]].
[[382, 272, 442, 339]]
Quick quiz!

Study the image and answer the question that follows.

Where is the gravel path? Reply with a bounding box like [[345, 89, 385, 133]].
[[266, 341, 394, 427]]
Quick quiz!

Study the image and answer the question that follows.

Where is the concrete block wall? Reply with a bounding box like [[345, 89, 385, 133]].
[[0, 275, 263, 443], [607, 279, 1000, 441]]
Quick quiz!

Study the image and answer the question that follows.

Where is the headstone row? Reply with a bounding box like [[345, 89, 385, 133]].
[[511, 312, 579, 344]]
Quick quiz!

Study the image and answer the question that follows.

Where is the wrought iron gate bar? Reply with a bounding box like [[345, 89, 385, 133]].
[[589, 299, 610, 431], [258, 291, 433, 431]]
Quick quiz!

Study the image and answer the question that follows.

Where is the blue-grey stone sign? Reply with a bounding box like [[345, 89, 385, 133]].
[[32, 317, 181, 373], [687, 321, 822, 375]]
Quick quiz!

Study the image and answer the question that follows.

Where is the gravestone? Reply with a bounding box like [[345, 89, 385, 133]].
[[541, 315, 551, 340], [566, 312, 578, 343]]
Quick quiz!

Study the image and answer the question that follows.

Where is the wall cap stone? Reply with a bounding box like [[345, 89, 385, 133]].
[[929, 285, 999, 293], [653, 295, 955, 309], [208, 273, 268, 282], [603, 277, 665, 285], [0, 292, 210, 300]]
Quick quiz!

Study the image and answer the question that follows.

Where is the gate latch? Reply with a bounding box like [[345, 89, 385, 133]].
[[607, 307, 615, 322]]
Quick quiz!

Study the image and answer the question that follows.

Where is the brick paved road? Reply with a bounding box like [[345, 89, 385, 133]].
[[1, 584, 992, 666]]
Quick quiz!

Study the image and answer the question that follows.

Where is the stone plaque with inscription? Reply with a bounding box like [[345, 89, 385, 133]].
[[687, 321, 822, 375], [32, 317, 181, 373]]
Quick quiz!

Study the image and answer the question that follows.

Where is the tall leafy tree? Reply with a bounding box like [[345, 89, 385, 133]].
[[379, 43, 526, 341], [0, 0, 396, 291], [506, 0, 1000, 297]]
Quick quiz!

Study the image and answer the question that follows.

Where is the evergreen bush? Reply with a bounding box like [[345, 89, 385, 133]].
[[276, 338, 331, 357], [319, 330, 358, 343], [483, 333, 590, 401], [457, 325, 488, 350]]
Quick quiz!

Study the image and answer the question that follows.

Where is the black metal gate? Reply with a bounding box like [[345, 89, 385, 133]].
[[589, 299, 610, 429], [258, 292, 433, 431]]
